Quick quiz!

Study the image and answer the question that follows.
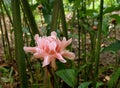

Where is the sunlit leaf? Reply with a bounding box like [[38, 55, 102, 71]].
[[78, 81, 92, 88], [108, 68, 120, 88], [56, 69, 76, 87]]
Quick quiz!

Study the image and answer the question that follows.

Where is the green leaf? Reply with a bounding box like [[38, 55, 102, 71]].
[[96, 82, 104, 88], [102, 40, 120, 53], [22, 27, 29, 33], [56, 69, 76, 87], [68, 0, 75, 3], [1, 77, 10, 82], [110, 14, 120, 23], [78, 81, 92, 88], [3, 0, 11, 8], [116, 0, 120, 4], [102, 17, 109, 36], [30, 3, 39, 11], [103, 6, 120, 14], [108, 68, 120, 88], [0, 85, 2, 88], [78, 64, 87, 73], [86, 9, 98, 16]]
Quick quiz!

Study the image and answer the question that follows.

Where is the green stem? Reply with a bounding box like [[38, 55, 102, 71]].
[[59, 0, 68, 39], [51, 0, 60, 32], [20, 0, 40, 36], [44, 67, 52, 88], [12, 0, 28, 88], [20, 1, 35, 46], [77, 9, 81, 86], [47, 66, 59, 88], [92, 0, 95, 25], [94, 0, 104, 87]]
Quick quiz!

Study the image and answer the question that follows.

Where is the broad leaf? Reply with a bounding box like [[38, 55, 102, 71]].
[[56, 69, 76, 87], [78, 82, 92, 88], [108, 68, 120, 88], [102, 40, 120, 53]]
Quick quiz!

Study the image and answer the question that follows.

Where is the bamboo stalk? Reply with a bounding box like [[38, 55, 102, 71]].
[[50, 0, 60, 33], [59, 0, 68, 39], [94, 0, 104, 87], [12, 0, 28, 87]]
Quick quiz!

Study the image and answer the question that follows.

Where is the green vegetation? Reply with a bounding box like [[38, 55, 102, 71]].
[[0, 0, 120, 88]]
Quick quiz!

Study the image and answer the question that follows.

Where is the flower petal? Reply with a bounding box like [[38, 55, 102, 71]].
[[34, 34, 39, 41], [49, 41, 57, 53], [56, 53, 66, 63], [42, 56, 51, 67], [64, 38, 72, 47], [61, 38, 72, 50], [33, 52, 44, 59], [23, 47, 38, 53], [61, 50, 75, 60], [51, 31, 57, 38]]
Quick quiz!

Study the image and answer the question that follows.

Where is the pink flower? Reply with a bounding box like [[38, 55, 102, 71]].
[[23, 31, 75, 68]]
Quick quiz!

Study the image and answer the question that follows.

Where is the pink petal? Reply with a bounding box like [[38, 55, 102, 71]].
[[34, 34, 39, 41], [51, 31, 57, 38], [33, 52, 44, 59], [61, 50, 75, 60], [61, 38, 72, 50], [23, 47, 38, 53], [49, 42, 57, 53], [56, 53, 66, 63], [42, 56, 51, 67], [64, 38, 72, 47]]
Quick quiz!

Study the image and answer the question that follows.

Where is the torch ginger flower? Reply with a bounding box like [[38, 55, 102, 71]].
[[23, 31, 75, 68]]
